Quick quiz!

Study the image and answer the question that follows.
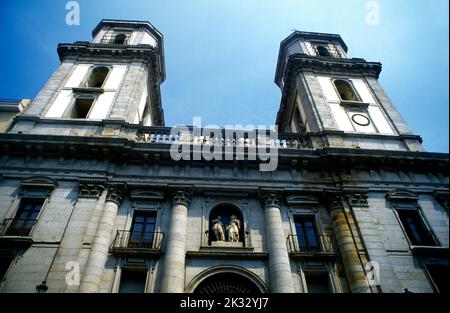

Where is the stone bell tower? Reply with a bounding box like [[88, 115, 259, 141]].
[[274, 31, 424, 152], [10, 19, 165, 136]]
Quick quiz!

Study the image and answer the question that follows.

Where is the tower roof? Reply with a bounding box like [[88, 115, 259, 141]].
[[281, 31, 348, 53], [274, 31, 348, 87], [92, 19, 163, 40]]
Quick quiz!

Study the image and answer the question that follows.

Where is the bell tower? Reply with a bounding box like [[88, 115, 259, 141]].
[[274, 31, 424, 151], [10, 19, 165, 136]]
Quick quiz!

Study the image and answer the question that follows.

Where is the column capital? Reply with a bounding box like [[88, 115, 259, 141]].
[[78, 178, 106, 199], [345, 193, 369, 208], [260, 192, 282, 209], [171, 189, 193, 207], [106, 182, 127, 206], [323, 190, 345, 212], [342, 187, 369, 208]]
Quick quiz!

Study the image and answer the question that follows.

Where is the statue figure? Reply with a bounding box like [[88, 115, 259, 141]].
[[212, 216, 225, 241], [226, 215, 241, 242]]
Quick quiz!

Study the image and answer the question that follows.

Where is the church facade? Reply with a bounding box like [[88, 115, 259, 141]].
[[0, 19, 448, 293]]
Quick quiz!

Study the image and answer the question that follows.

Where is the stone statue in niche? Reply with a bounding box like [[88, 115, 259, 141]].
[[226, 215, 241, 242], [212, 216, 225, 241]]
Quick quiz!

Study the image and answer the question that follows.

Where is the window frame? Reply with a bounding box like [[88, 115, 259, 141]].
[[117, 267, 149, 293], [332, 78, 363, 103], [6, 198, 45, 236], [111, 257, 157, 293], [62, 95, 97, 119], [310, 41, 341, 58], [293, 214, 321, 252], [302, 270, 334, 293], [124, 200, 163, 250], [392, 202, 439, 248], [315, 45, 332, 57], [288, 207, 326, 253], [80, 65, 112, 89], [101, 29, 132, 45], [2, 196, 48, 238], [128, 210, 158, 249]]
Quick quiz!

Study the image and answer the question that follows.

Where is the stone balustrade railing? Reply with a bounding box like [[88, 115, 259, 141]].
[[136, 126, 312, 149]]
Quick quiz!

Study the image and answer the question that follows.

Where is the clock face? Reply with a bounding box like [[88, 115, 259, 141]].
[[351, 113, 370, 126]]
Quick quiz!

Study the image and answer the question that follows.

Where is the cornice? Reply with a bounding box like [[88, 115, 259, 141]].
[[275, 53, 381, 89], [0, 132, 447, 173], [57, 42, 159, 65]]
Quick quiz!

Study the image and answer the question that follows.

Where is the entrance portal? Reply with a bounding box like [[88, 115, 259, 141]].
[[193, 272, 261, 294]]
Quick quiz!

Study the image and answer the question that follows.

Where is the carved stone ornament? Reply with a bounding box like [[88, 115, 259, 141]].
[[171, 189, 193, 207], [261, 193, 281, 209], [106, 183, 127, 206], [226, 215, 241, 242], [78, 179, 106, 199], [212, 216, 225, 241], [323, 192, 345, 211], [345, 192, 369, 208]]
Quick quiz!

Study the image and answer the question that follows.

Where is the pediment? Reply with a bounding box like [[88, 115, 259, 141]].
[[130, 189, 165, 201], [286, 195, 319, 206], [21, 176, 58, 190], [386, 189, 418, 201]]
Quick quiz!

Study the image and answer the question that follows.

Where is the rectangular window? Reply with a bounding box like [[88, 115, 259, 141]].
[[67, 98, 94, 119], [128, 211, 156, 249], [396, 209, 436, 246], [294, 216, 319, 252], [6, 198, 44, 236], [425, 264, 449, 293], [304, 271, 331, 293], [118, 269, 147, 293]]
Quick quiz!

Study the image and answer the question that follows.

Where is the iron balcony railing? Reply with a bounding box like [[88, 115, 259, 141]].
[[112, 230, 164, 251], [136, 126, 313, 150], [286, 234, 336, 254], [0, 218, 37, 237]]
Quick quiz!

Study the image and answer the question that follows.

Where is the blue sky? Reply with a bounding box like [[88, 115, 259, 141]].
[[0, 0, 448, 152]]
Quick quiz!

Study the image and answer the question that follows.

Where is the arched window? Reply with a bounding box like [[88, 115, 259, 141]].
[[84, 66, 109, 88], [334, 80, 359, 101], [114, 33, 127, 44], [316, 45, 331, 57], [208, 204, 244, 245]]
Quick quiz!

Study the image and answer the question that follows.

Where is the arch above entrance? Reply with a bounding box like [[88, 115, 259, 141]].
[[186, 265, 268, 293]]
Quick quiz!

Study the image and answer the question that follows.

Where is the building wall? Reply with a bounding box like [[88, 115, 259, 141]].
[[0, 154, 447, 293]]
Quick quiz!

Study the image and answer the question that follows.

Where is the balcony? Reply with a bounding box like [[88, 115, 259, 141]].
[[136, 126, 313, 150], [286, 234, 337, 260], [110, 230, 164, 257], [0, 218, 36, 247]]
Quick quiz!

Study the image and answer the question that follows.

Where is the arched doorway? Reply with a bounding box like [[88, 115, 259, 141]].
[[194, 273, 262, 294], [186, 265, 268, 293]]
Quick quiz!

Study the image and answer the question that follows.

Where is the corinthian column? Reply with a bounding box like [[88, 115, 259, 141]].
[[327, 194, 370, 293], [79, 183, 126, 293], [160, 189, 192, 293], [262, 193, 294, 293]]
